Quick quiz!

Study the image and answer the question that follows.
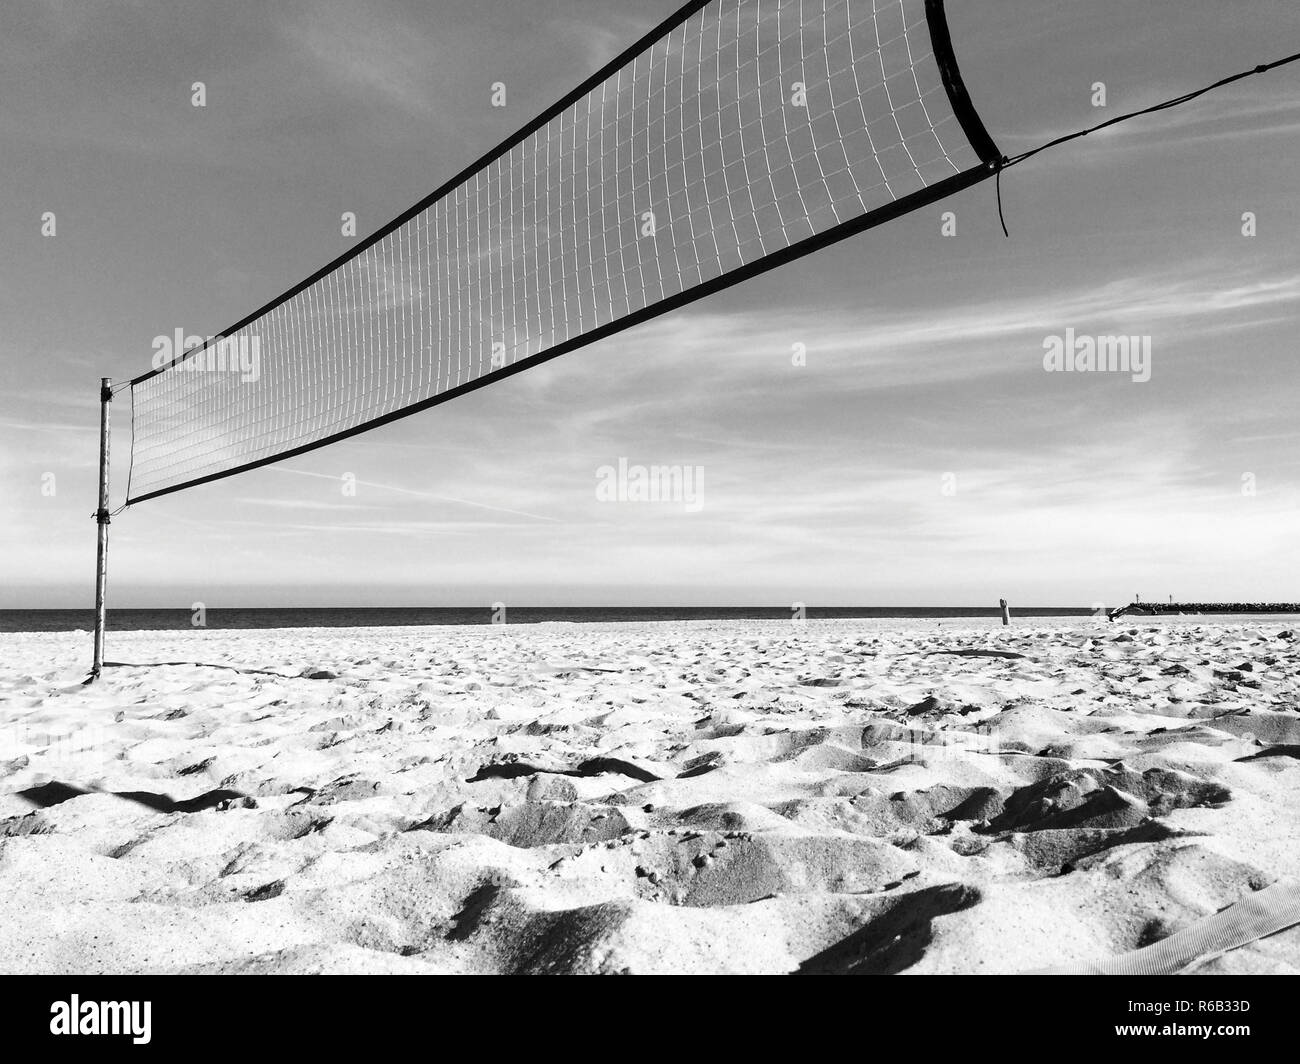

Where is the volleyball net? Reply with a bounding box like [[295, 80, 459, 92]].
[[125, 0, 999, 504]]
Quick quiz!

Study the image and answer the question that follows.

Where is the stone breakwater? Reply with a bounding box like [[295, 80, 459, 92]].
[[1110, 603, 1300, 619]]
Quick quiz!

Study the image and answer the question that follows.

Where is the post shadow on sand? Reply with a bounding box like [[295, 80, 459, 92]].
[[82, 660, 335, 684]]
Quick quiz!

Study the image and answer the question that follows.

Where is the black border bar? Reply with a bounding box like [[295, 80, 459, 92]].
[[4, 974, 1282, 1045]]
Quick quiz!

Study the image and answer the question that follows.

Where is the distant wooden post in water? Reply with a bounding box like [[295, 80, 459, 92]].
[[1000, 598, 1010, 626]]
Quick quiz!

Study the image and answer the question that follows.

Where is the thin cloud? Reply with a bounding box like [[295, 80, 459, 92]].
[[275, 1, 443, 117], [269, 467, 560, 522]]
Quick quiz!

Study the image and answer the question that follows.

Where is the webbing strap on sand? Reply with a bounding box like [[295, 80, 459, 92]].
[[1030, 880, 1300, 975]]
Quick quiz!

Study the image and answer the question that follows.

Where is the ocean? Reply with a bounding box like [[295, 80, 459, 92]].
[[0, 606, 1097, 633]]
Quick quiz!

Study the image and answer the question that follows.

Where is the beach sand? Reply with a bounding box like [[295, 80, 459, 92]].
[[1, 618, 1298, 974]]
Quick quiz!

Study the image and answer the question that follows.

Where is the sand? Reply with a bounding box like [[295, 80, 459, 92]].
[[1, 618, 1298, 975]]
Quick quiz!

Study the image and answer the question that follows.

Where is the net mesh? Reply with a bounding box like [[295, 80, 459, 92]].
[[128, 0, 993, 503]]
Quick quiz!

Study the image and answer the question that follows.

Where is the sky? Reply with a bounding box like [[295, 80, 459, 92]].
[[1, 0, 1298, 610]]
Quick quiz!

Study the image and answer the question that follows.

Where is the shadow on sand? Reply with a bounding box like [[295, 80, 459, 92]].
[[15, 779, 248, 814], [796, 883, 981, 975]]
